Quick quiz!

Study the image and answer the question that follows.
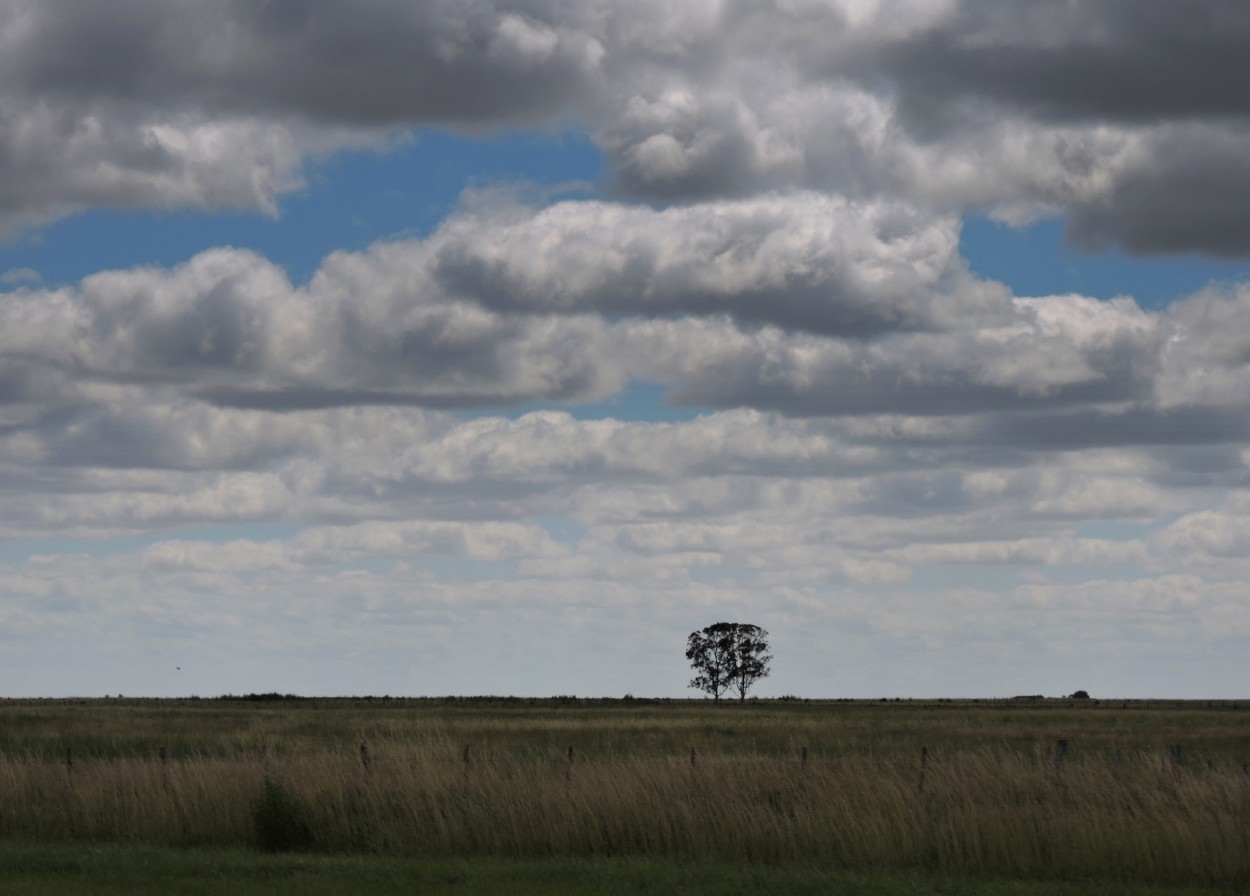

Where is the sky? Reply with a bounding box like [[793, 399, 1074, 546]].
[[3, 1, 1250, 700]]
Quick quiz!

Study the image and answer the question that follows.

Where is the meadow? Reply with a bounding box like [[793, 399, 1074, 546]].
[[0, 696, 1247, 893]]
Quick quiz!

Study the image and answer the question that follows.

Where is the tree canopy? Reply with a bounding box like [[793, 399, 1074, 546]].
[[686, 622, 772, 701]]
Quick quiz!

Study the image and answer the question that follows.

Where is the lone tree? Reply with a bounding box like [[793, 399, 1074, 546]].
[[686, 622, 772, 701]]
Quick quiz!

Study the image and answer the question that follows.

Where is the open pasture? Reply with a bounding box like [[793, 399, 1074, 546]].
[[1, 697, 1248, 889]]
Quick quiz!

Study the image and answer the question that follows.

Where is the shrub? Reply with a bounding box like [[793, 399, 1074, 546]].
[[252, 776, 313, 852]]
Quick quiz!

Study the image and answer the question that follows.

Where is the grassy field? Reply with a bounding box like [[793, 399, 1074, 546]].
[[0, 842, 1234, 896], [1, 696, 1247, 892]]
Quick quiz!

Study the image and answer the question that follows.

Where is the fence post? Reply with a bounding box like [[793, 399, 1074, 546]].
[[918, 746, 928, 793], [360, 740, 371, 774]]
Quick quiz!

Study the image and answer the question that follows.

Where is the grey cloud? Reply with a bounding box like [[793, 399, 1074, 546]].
[[668, 366, 1145, 419], [981, 407, 1250, 451], [139, 520, 563, 573], [0, 387, 1232, 631], [4, 0, 1250, 258], [0, 246, 624, 411], [5, 398, 320, 471], [6, 195, 1248, 451], [0, 361, 72, 405], [0, 268, 40, 285], [5, 0, 604, 126], [1157, 283, 1250, 405], [0, 193, 1057, 417], [591, 67, 897, 203], [1153, 510, 1250, 562], [843, 1, 1250, 254], [1065, 126, 1250, 256], [878, 1, 1250, 128], [593, 1, 1250, 255], [1128, 445, 1250, 492], [0, 403, 970, 528], [0, 0, 606, 228], [304, 410, 883, 506], [598, 91, 790, 201], [0, 469, 298, 534], [0, 97, 314, 228], [638, 301, 1162, 421], [429, 193, 998, 337], [192, 387, 437, 412]]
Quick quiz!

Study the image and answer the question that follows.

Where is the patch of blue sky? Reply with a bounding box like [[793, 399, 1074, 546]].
[[461, 382, 711, 423], [0, 129, 604, 288], [530, 514, 587, 544], [1033, 564, 1158, 587], [1074, 518, 1177, 541], [896, 563, 1039, 593], [587, 382, 717, 422], [316, 557, 395, 578], [961, 216, 1250, 309], [399, 556, 519, 583], [687, 565, 741, 586], [905, 560, 1153, 591], [315, 556, 524, 584]]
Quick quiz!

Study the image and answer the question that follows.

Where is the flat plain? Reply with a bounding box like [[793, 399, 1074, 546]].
[[1, 696, 1246, 894]]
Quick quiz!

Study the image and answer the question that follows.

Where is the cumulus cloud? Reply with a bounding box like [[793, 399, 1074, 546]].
[[3, 190, 1248, 447], [876, 2, 1250, 126], [0, 244, 624, 411], [429, 192, 999, 336], [628, 294, 1162, 419], [0, 191, 1146, 420], [0, 267, 40, 285], [0, 0, 604, 229], [2, 1, 1250, 255], [1, 0, 605, 124], [140, 520, 564, 573]]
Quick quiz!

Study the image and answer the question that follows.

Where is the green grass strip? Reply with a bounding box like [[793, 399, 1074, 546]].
[[0, 842, 1227, 896]]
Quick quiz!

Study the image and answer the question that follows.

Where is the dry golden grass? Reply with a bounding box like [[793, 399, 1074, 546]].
[[1, 697, 1247, 887]]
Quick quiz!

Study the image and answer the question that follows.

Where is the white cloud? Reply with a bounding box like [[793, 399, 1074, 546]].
[[0, 267, 40, 285], [140, 520, 563, 573]]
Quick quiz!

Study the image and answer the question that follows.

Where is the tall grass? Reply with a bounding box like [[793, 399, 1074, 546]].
[[1, 698, 1247, 886]]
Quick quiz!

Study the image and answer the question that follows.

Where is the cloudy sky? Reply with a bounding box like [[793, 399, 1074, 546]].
[[3, 0, 1250, 699]]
